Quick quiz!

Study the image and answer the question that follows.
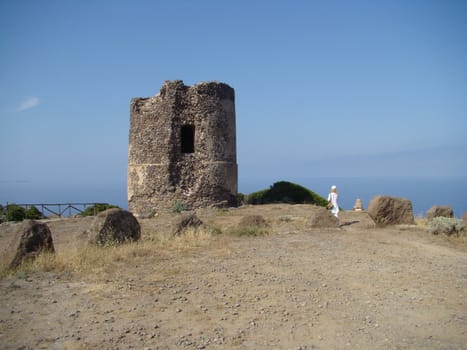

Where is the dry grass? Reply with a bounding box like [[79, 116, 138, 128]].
[[0, 227, 217, 280], [228, 225, 270, 237], [415, 215, 428, 228]]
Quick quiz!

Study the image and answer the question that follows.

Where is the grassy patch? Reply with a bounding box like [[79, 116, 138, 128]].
[[229, 226, 269, 237], [278, 215, 292, 223], [0, 227, 216, 280]]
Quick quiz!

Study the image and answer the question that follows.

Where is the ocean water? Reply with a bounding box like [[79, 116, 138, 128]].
[[239, 176, 467, 218], [1, 176, 466, 218]]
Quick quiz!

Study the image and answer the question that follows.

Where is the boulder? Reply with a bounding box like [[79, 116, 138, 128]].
[[173, 212, 204, 235], [367, 195, 414, 226], [233, 214, 270, 235], [87, 209, 141, 245], [426, 205, 454, 220], [9, 220, 55, 268], [308, 207, 340, 228]]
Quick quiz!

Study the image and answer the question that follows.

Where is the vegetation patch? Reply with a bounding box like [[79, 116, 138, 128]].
[[0, 204, 44, 222], [80, 203, 120, 217], [172, 202, 188, 213], [428, 217, 465, 236], [229, 226, 269, 237], [279, 215, 292, 223], [1, 226, 217, 280], [245, 181, 327, 206]]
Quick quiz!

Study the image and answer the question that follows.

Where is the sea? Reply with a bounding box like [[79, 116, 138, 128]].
[[1, 176, 466, 218], [239, 176, 467, 218]]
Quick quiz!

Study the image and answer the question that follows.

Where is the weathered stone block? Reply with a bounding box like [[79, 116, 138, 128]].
[[86, 209, 141, 245], [426, 205, 454, 220], [308, 207, 340, 228], [368, 195, 415, 226], [9, 220, 55, 268]]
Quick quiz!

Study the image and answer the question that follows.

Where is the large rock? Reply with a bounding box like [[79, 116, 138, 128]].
[[308, 207, 340, 228], [368, 195, 414, 226], [87, 209, 141, 245], [233, 214, 270, 236], [9, 220, 55, 268], [426, 205, 454, 220]]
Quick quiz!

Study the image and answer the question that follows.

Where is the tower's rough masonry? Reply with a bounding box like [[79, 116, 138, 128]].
[[128, 80, 237, 215]]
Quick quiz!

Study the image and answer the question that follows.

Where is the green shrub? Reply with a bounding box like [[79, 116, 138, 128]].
[[428, 217, 465, 236], [246, 181, 327, 206], [172, 202, 188, 213], [80, 203, 120, 217], [0, 205, 5, 223], [236, 193, 246, 205], [25, 206, 43, 220], [5, 204, 26, 222], [245, 189, 268, 204]]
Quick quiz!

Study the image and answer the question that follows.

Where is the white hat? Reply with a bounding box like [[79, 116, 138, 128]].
[[331, 185, 337, 190]]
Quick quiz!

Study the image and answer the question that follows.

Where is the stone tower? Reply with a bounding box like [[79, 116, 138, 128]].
[[128, 80, 237, 215]]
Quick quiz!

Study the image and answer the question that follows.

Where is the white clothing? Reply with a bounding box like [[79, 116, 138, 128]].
[[328, 192, 339, 218]]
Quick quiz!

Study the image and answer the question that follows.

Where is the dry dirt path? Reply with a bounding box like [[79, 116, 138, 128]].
[[0, 207, 466, 349]]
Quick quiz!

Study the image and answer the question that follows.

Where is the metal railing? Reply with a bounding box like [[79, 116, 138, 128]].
[[3, 202, 102, 219]]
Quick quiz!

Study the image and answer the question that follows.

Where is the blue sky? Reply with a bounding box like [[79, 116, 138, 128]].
[[1, 0, 466, 205]]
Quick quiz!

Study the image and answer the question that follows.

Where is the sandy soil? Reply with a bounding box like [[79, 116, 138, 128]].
[[0, 205, 466, 350]]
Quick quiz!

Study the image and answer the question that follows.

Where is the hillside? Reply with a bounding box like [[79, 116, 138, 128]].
[[0, 204, 466, 349]]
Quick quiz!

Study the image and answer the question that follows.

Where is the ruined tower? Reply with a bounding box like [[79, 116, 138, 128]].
[[128, 80, 237, 215]]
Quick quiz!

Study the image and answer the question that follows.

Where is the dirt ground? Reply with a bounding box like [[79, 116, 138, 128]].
[[0, 204, 466, 350]]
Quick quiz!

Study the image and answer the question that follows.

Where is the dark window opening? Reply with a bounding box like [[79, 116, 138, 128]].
[[181, 125, 195, 153]]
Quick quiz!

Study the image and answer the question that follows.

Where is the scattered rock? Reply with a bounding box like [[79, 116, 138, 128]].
[[308, 207, 339, 228], [426, 206, 454, 220], [9, 220, 55, 268], [367, 196, 414, 226], [86, 209, 141, 245], [173, 212, 204, 235]]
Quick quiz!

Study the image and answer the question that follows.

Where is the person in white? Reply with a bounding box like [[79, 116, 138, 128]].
[[327, 185, 339, 218]]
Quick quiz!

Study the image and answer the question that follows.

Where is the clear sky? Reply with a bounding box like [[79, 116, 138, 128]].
[[1, 0, 466, 205]]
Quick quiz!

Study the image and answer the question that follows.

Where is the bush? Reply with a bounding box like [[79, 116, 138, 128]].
[[26, 206, 43, 220], [245, 181, 328, 206], [5, 204, 26, 222], [236, 193, 246, 205], [0, 205, 5, 223], [246, 189, 268, 205], [172, 202, 188, 213], [428, 217, 465, 236], [80, 203, 120, 217]]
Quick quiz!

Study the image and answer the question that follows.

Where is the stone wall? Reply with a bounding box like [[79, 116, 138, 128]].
[[128, 80, 237, 215]]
